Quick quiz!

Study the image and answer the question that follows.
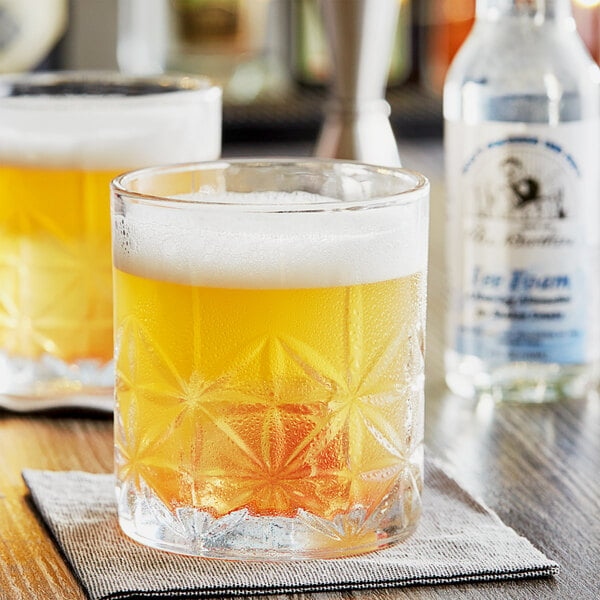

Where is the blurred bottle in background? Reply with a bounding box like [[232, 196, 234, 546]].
[[420, 0, 600, 95], [0, 0, 67, 72], [118, 0, 289, 104], [291, 0, 413, 88], [291, 0, 327, 85], [572, 0, 600, 62], [420, 0, 475, 95]]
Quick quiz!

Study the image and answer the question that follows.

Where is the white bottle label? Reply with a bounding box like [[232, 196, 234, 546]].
[[446, 120, 600, 365]]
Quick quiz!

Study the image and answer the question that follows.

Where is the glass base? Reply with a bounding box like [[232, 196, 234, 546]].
[[445, 350, 599, 403], [0, 352, 113, 411], [116, 477, 422, 560]]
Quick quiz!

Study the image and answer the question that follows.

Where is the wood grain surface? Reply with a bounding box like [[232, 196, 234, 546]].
[[0, 142, 598, 599]]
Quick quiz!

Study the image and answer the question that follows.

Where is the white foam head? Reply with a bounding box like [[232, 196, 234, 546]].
[[113, 190, 429, 289], [0, 78, 221, 170]]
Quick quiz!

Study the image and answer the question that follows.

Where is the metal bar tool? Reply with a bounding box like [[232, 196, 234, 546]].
[[315, 0, 401, 166]]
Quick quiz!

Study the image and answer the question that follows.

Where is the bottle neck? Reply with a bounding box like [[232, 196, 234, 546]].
[[476, 0, 572, 21]]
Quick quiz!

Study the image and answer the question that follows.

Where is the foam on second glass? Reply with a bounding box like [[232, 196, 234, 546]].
[[114, 190, 427, 289], [0, 91, 221, 170]]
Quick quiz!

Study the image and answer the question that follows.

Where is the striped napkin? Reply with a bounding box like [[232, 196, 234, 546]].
[[22, 458, 558, 600]]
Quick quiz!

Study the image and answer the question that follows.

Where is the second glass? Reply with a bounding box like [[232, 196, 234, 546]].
[[111, 159, 429, 560], [0, 72, 221, 409]]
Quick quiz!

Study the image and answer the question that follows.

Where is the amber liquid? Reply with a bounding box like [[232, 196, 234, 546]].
[[114, 267, 425, 526], [424, 0, 475, 93], [0, 165, 118, 362]]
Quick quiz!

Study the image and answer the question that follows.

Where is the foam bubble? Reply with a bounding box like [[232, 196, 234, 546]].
[[113, 191, 428, 289], [0, 88, 221, 170]]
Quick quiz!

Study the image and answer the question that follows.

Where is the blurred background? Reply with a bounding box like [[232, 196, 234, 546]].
[[1, 0, 599, 143]]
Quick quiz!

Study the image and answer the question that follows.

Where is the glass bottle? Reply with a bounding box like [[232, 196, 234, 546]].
[[118, 0, 290, 104], [572, 0, 600, 64], [444, 0, 600, 402], [421, 0, 475, 95]]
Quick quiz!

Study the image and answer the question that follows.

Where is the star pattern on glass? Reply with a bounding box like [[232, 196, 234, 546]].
[[116, 283, 425, 532], [0, 206, 112, 360]]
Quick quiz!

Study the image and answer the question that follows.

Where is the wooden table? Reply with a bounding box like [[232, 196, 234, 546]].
[[1, 143, 599, 599]]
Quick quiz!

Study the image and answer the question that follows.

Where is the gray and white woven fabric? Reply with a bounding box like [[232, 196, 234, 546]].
[[22, 459, 558, 600]]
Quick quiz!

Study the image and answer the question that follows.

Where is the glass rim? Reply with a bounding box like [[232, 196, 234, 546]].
[[111, 158, 430, 213], [0, 70, 220, 106]]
